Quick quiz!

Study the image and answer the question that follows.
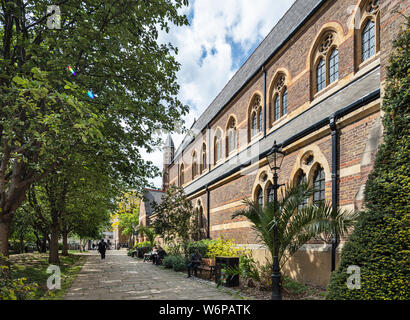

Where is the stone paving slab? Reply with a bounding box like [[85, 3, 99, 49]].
[[64, 250, 246, 300]]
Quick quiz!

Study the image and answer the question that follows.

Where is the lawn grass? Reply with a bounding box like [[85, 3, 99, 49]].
[[9, 252, 86, 300]]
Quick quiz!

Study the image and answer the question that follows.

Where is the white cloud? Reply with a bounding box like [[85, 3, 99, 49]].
[[144, 0, 295, 188]]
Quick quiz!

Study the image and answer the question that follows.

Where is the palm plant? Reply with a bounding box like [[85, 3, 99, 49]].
[[232, 182, 359, 270]]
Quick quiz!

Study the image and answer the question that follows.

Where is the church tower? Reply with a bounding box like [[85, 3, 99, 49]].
[[162, 134, 174, 191]]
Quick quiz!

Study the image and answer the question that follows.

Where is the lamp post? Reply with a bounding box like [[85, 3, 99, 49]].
[[266, 140, 285, 300]]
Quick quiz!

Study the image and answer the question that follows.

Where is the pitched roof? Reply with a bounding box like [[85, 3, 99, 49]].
[[141, 189, 165, 216], [172, 0, 326, 160]]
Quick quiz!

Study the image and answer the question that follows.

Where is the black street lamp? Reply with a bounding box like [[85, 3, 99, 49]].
[[266, 140, 285, 300]]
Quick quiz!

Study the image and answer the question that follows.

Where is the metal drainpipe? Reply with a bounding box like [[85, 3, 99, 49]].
[[206, 185, 210, 239], [263, 66, 267, 137], [329, 116, 339, 272]]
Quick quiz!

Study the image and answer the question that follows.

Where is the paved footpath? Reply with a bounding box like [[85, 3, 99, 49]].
[[64, 250, 244, 300]]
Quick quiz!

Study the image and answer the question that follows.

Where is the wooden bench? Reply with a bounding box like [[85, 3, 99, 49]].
[[197, 258, 215, 280]]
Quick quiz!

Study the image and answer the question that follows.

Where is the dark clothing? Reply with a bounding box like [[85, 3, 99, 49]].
[[187, 252, 202, 277], [98, 241, 107, 260], [155, 249, 167, 265]]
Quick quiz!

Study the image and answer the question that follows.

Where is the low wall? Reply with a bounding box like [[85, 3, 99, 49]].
[[239, 244, 342, 288]]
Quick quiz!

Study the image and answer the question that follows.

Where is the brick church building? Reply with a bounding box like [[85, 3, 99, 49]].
[[158, 0, 408, 286]]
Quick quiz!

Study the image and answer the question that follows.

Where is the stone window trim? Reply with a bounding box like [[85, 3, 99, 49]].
[[312, 31, 340, 95], [214, 128, 223, 165], [269, 72, 289, 127], [200, 143, 207, 174], [355, 0, 380, 69], [225, 116, 238, 157], [248, 93, 263, 142], [192, 151, 198, 179]]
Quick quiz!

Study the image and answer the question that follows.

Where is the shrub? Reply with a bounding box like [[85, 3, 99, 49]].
[[0, 256, 38, 300], [239, 253, 260, 282], [326, 18, 410, 300], [206, 236, 243, 259], [134, 241, 151, 249], [163, 255, 176, 269], [172, 256, 187, 272], [258, 262, 273, 291], [184, 239, 214, 259]]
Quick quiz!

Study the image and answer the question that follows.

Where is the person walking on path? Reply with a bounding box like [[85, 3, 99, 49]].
[[98, 239, 107, 260], [187, 250, 202, 278]]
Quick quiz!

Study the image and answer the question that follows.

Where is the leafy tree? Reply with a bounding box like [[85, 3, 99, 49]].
[[111, 191, 140, 246], [152, 185, 196, 244], [326, 17, 410, 300], [0, 0, 189, 262], [139, 225, 157, 246], [232, 183, 358, 291]]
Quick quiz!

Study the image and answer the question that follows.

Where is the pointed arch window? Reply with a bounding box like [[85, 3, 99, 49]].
[[249, 95, 262, 139], [267, 183, 275, 204], [362, 20, 375, 62], [256, 187, 263, 207], [313, 32, 339, 94], [180, 164, 184, 186], [316, 58, 326, 92], [271, 75, 288, 123], [226, 117, 237, 155], [329, 48, 339, 84], [214, 130, 222, 163], [201, 144, 207, 173], [192, 152, 198, 178], [296, 171, 308, 209], [313, 166, 325, 206]]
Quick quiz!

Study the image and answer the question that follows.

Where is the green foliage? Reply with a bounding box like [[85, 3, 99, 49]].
[[232, 183, 357, 270], [134, 241, 152, 249], [239, 253, 260, 282], [206, 236, 244, 260], [172, 255, 187, 272], [152, 185, 196, 243], [327, 17, 410, 300], [0, 255, 38, 300], [138, 226, 157, 247], [184, 239, 215, 259], [162, 255, 186, 271], [163, 255, 177, 269]]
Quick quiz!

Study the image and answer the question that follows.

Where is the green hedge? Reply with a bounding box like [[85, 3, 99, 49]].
[[184, 239, 214, 259], [162, 255, 187, 272], [326, 18, 410, 300]]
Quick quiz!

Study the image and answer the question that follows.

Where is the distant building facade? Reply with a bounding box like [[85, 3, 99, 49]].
[[160, 0, 408, 287]]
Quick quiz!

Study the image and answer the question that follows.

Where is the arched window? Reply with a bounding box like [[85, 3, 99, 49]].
[[296, 171, 308, 209], [313, 166, 325, 206], [271, 74, 288, 123], [214, 130, 222, 163], [249, 94, 262, 140], [226, 117, 237, 155], [316, 58, 326, 92], [282, 88, 288, 115], [201, 144, 207, 173], [199, 206, 204, 229], [251, 112, 257, 136], [362, 20, 375, 62], [192, 152, 197, 178], [180, 164, 184, 186], [313, 32, 340, 95], [274, 94, 280, 122], [267, 183, 275, 204], [328, 48, 339, 84], [256, 187, 263, 207]]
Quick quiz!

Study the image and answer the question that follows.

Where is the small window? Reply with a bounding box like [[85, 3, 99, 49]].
[[257, 188, 263, 207], [258, 107, 263, 132], [313, 166, 325, 206], [267, 184, 274, 203], [328, 49, 338, 84], [274, 94, 280, 121], [362, 20, 375, 62], [251, 112, 257, 136], [296, 171, 308, 209], [316, 58, 326, 92], [201, 144, 207, 172], [282, 88, 288, 115]]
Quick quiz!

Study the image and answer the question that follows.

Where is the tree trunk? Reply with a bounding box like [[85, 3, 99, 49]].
[[0, 220, 10, 267], [49, 220, 60, 264], [19, 234, 24, 253], [62, 230, 69, 256]]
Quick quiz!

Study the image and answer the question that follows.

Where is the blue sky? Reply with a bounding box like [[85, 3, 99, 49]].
[[141, 0, 295, 188]]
